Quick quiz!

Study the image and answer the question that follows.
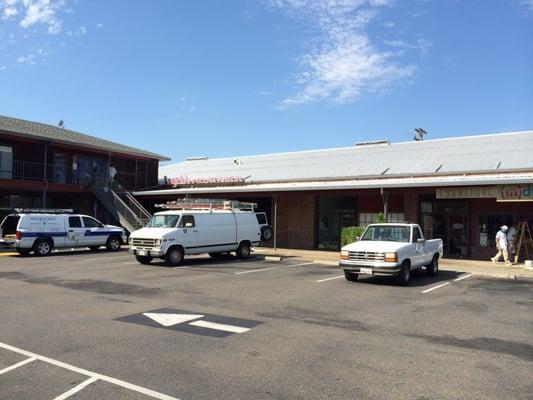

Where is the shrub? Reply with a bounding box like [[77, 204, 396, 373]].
[[341, 226, 366, 247], [377, 212, 387, 223]]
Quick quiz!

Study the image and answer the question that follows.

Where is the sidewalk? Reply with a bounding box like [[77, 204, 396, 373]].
[[254, 247, 533, 281]]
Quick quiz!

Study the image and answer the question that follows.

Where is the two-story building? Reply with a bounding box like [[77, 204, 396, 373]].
[[0, 115, 169, 229]]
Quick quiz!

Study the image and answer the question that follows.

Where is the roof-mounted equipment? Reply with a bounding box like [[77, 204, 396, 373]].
[[155, 198, 257, 212]]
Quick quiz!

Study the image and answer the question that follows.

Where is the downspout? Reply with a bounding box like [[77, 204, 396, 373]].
[[273, 195, 278, 251]]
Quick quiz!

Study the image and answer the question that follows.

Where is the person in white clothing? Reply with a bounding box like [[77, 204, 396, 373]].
[[491, 225, 511, 265]]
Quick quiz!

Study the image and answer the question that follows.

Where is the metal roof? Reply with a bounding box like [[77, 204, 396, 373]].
[[135, 171, 533, 196], [0, 115, 170, 161], [159, 130, 533, 183]]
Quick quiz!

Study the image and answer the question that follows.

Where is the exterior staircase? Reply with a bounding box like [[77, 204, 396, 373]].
[[89, 176, 151, 233]]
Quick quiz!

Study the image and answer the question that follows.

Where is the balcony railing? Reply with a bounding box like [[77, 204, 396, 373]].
[[0, 159, 139, 188]]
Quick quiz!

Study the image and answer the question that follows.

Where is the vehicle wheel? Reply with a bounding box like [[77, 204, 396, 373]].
[[135, 255, 153, 265], [165, 247, 183, 266], [89, 246, 100, 252], [260, 226, 273, 241], [33, 239, 53, 256], [397, 261, 411, 285], [106, 236, 122, 252], [344, 270, 358, 282], [16, 248, 31, 256], [236, 242, 251, 260], [426, 255, 439, 276]]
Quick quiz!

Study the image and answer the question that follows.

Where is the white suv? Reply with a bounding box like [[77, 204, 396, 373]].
[[0, 212, 126, 256]]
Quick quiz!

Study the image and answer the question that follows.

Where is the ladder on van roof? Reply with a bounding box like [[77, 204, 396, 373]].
[[155, 198, 257, 212]]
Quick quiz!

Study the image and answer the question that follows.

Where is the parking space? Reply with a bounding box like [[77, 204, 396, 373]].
[[1, 250, 532, 399]]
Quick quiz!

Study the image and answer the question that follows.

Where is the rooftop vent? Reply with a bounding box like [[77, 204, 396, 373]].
[[355, 140, 390, 147], [185, 156, 208, 161]]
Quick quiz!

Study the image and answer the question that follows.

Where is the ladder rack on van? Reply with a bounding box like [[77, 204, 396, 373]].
[[155, 198, 257, 212], [13, 208, 74, 214]]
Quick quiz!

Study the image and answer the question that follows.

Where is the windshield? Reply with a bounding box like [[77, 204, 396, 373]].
[[361, 226, 410, 243], [147, 215, 180, 228]]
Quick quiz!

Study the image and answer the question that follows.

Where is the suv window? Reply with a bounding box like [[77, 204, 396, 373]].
[[179, 215, 195, 228], [256, 213, 267, 225], [0, 215, 20, 236], [82, 217, 103, 228], [69, 216, 82, 228]]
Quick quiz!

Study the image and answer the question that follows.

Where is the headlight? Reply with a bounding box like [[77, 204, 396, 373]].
[[340, 250, 349, 260], [385, 252, 398, 262]]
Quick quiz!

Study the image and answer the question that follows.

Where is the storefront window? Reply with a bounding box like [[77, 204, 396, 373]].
[[478, 214, 513, 247], [317, 196, 356, 250], [359, 212, 404, 227]]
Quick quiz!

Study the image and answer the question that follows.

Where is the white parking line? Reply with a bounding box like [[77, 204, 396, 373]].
[[85, 256, 131, 262], [422, 282, 451, 293], [234, 261, 315, 275], [53, 376, 98, 400], [189, 320, 250, 333], [0, 342, 180, 400], [284, 261, 315, 268], [316, 275, 345, 283], [0, 356, 36, 375], [454, 273, 472, 282], [235, 266, 281, 275]]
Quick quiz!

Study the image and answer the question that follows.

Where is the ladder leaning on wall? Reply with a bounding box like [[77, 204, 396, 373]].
[[514, 221, 533, 264]]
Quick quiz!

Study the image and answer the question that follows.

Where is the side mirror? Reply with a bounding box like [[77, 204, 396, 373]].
[[417, 238, 426, 245], [185, 222, 193, 228]]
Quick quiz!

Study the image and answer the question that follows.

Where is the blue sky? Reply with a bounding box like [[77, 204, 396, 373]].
[[0, 0, 532, 163]]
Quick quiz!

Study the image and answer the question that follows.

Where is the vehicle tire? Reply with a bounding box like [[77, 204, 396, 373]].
[[89, 246, 100, 252], [106, 236, 122, 252], [260, 226, 273, 241], [397, 261, 411, 285], [426, 255, 439, 276], [33, 238, 53, 256], [16, 248, 31, 256], [236, 242, 251, 260], [344, 270, 358, 282], [135, 255, 153, 265], [165, 247, 183, 266]]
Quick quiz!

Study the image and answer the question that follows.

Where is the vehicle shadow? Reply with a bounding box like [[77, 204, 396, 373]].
[[147, 254, 265, 269], [354, 269, 464, 288], [7, 248, 129, 258]]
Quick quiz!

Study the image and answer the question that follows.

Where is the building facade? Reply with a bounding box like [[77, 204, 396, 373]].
[[0, 115, 169, 225], [134, 131, 533, 259]]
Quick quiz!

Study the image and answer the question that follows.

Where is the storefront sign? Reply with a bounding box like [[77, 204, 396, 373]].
[[167, 175, 245, 186], [436, 186, 497, 199], [497, 184, 533, 202]]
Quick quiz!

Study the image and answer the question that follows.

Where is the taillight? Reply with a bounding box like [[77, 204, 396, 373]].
[[15, 230, 23, 240]]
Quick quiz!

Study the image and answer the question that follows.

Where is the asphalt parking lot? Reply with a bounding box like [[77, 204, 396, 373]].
[[0, 249, 532, 400]]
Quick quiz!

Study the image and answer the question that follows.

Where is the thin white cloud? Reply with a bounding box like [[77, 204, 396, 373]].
[[519, 0, 533, 10], [2, 5, 18, 19], [17, 53, 35, 64], [96, 22, 103, 28], [1, 0, 66, 34], [268, 0, 415, 107]]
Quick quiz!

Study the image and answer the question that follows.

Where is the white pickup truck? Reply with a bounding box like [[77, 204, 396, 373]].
[[339, 223, 443, 285]]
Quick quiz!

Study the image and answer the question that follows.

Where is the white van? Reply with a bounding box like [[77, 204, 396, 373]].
[[128, 207, 270, 266], [0, 211, 126, 256]]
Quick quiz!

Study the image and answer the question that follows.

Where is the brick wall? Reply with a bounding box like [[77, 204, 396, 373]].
[[275, 193, 316, 249]]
